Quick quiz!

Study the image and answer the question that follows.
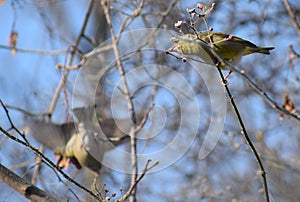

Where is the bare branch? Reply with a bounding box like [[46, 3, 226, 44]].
[[4, 104, 50, 117], [0, 163, 58, 202], [47, 0, 96, 115], [283, 0, 300, 36], [215, 67, 270, 202], [0, 44, 68, 55], [101, 0, 140, 201], [116, 160, 159, 202], [135, 103, 155, 133]]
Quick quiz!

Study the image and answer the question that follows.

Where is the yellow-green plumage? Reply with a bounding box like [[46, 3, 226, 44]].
[[170, 32, 274, 68], [27, 106, 131, 175], [62, 133, 103, 173]]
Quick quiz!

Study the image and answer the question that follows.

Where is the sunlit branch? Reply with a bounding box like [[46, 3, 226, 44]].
[[283, 0, 300, 36], [0, 44, 68, 55]]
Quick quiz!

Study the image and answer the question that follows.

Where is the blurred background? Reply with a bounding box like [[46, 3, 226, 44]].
[[0, 0, 300, 201]]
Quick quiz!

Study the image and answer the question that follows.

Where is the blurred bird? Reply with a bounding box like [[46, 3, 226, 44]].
[[169, 31, 274, 69], [26, 105, 132, 174]]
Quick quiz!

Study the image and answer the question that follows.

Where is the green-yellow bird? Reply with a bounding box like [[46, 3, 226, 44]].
[[169, 31, 274, 69], [26, 105, 131, 174]]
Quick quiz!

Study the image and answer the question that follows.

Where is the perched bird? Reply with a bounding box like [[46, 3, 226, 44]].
[[27, 105, 132, 174], [169, 31, 274, 69]]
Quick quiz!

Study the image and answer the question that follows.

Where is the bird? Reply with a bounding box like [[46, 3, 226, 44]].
[[169, 31, 274, 69], [26, 105, 132, 174]]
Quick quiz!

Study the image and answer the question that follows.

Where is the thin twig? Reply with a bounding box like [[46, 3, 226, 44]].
[[1, 100, 29, 144], [282, 0, 300, 36], [116, 160, 159, 202], [79, 0, 178, 73], [135, 103, 155, 133], [47, 0, 95, 115], [0, 44, 68, 55], [101, 0, 138, 201], [156, 0, 179, 28], [31, 145, 44, 185], [4, 104, 50, 117], [115, 0, 145, 43], [215, 67, 270, 202], [7, 158, 36, 170]]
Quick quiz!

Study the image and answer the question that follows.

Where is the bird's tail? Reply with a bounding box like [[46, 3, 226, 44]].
[[257, 47, 275, 55]]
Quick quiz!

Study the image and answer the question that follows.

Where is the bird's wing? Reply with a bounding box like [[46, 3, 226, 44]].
[[27, 120, 76, 151]]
